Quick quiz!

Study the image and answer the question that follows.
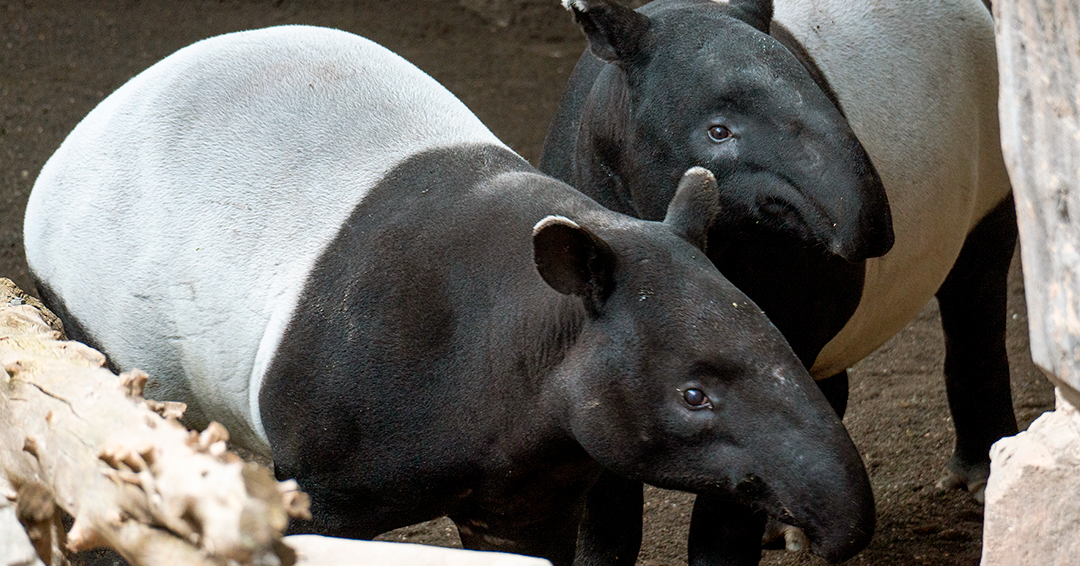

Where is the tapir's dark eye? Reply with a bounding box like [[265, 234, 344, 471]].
[[683, 388, 712, 409], [707, 125, 733, 143]]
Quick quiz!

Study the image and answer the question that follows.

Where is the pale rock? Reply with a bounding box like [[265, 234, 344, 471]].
[[286, 535, 553, 566], [981, 389, 1080, 566]]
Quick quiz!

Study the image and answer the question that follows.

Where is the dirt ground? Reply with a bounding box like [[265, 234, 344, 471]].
[[0, 1, 1057, 565]]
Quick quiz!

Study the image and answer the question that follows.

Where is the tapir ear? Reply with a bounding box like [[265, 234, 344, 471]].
[[563, 0, 652, 66], [728, 0, 773, 33], [533, 215, 617, 315], [663, 167, 721, 252]]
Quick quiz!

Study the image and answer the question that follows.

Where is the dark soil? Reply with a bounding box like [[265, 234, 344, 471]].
[[1, 1, 1055, 565]]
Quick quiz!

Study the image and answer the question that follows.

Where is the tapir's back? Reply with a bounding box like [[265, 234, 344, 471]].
[[23, 25, 504, 450]]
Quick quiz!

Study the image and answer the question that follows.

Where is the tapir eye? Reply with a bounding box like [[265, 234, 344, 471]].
[[707, 124, 734, 143], [682, 388, 712, 409]]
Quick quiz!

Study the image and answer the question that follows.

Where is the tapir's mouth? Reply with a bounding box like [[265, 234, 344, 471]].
[[722, 184, 838, 258], [804, 518, 876, 564], [755, 488, 874, 564], [684, 476, 870, 563], [741, 169, 891, 264], [755, 194, 826, 244]]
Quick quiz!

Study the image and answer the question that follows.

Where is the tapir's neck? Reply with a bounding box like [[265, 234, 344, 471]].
[[504, 289, 591, 430], [575, 66, 640, 218], [260, 144, 612, 470]]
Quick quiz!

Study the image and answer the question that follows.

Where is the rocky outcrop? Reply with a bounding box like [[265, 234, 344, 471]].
[[982, 389, 1080, 566], [985, 0, 1080, 562]]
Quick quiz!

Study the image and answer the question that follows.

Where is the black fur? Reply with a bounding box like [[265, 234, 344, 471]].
[[258, 146, 874, 565], [567, 0, 654, 66], [542, 0, 892, 264], [936, 195, 1019, 492], [543, 1, 1013, 564]]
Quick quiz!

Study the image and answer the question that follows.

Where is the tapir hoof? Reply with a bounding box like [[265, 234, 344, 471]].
[[936, 458, 990, 504], [762, 519, 809, 553]]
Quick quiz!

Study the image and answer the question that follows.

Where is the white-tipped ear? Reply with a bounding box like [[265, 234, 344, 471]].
[[663, 167, 720, 252], [533, 215, 580, 236], [533, 215, 616, 315], [564, 0, 653, 65]]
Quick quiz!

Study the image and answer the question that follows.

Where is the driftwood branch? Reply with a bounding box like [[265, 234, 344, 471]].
[[0, 278, 310, 566]]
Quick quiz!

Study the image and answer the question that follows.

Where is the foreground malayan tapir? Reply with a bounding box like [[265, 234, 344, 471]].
[[22, 25, 874, 566], [541, 0, 1015, 563]]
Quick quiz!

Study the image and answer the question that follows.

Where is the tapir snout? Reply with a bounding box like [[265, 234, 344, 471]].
[[559, 191, 876, 561]]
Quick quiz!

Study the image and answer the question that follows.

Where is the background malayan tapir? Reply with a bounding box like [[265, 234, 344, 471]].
[[541, 0, 1017, 563], [22, 25, 875, 566]]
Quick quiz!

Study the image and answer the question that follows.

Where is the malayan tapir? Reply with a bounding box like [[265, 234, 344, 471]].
[[541, 0, 1015, 563], [22, 25, 875, 566]]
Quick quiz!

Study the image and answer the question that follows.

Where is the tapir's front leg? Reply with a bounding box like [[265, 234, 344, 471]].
[[573, 470, 644, 566], [688, 496, 766, 566], [453, 506, 584, 566]]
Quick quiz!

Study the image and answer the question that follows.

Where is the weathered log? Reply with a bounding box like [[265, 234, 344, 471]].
[[995, 0, 1080, 407], [0, 277, 555, 566], [1, 481, 47, 566], [0, 278, 309, 566]]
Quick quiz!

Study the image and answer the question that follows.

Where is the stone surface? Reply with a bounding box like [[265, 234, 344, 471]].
[[982, 389, 1080, 566], [286, 535, 553, 566]]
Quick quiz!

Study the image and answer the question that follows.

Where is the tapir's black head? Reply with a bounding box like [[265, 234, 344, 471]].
[[533, 168, 874, 563], [563, 0, 893, 262]]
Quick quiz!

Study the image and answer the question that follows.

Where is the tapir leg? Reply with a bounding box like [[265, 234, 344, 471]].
[[573, 471, 644, 566], [577, 482, 768, 566], [934, 195, 1019, 501], [453, 509, 583, 566], [688, 497, 766, 566], [816, 370, 850, 419]]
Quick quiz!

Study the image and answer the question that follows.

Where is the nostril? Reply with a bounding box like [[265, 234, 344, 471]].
[[758, 196, 797, 216], [736, 474, 766, 497], [756, 196, 808, 235]]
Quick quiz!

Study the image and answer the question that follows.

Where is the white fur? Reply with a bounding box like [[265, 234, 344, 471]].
[[23, 26, 506, 454], [768, 0, 1011, 377], [533, 215, 580, 235]]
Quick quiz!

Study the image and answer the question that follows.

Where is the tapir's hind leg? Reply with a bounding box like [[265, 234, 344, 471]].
[[934, 194, 1019, 502]]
